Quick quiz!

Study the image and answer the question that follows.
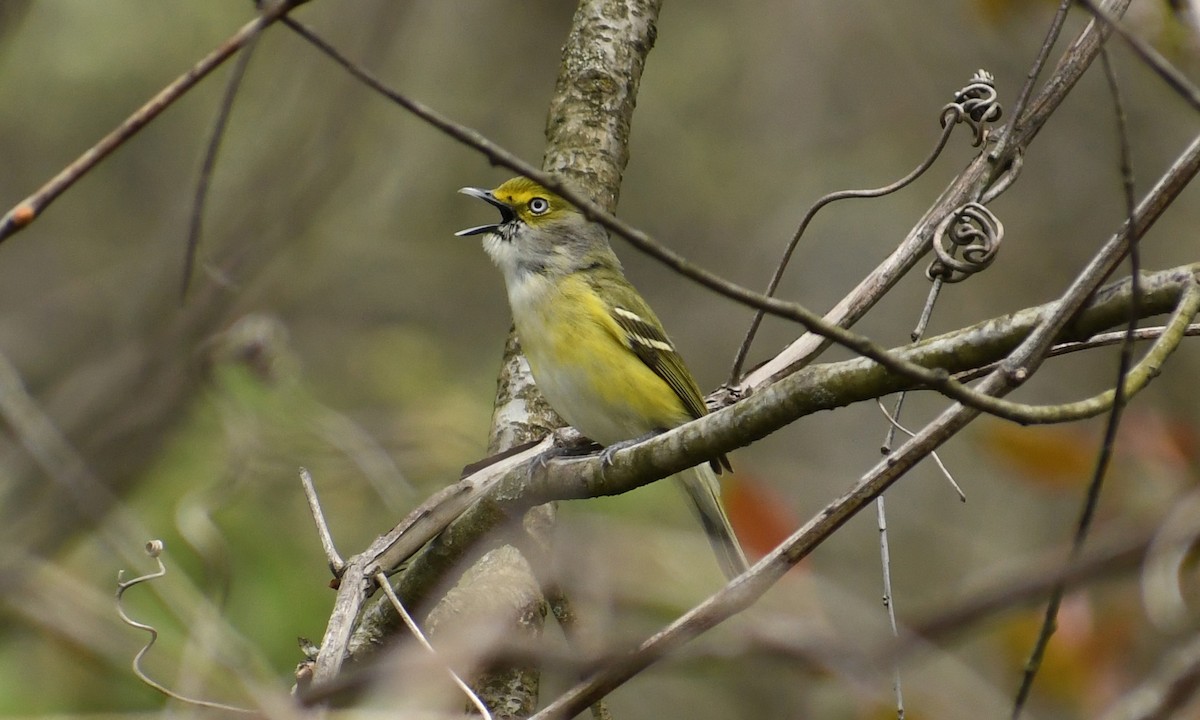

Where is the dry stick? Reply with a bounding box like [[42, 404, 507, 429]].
[[0, 0, 300, 246], [875, 400, 961, 499], [998, 0, 1073, 159], [529, 134, 1200, 717], [1012, 46, 1140, 719], [299, 467, 345, 574], [954, 325, 1200, 382], [875, 494, 905, 719], [374, 572, 493, 720], [309, 438, 544, 683]]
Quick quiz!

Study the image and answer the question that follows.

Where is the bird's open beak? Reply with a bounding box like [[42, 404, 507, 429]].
[[455, 187, 515, 236]]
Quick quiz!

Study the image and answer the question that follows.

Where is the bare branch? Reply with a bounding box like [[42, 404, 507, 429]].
[[299, 467, 344, 575], [181, 31, 261, 300], [1013, 43, 1145, 718], [376, 571, 494, 720], [0, 0, 301, 246], [1077, 0, 1200, 113], [1100, 632, 1200, 720]]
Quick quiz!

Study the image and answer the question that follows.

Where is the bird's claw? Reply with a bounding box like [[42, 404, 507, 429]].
[[527, 430, 599, 480], [598, 430, 661, 470]]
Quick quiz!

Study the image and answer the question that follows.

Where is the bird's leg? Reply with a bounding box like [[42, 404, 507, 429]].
[[528, 428, 601, 479], [599, 430, 664, 470]]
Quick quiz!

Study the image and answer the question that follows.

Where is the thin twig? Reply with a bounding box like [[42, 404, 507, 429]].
[[181, 29, 262, 301], [0, 0, 300, 245], [1000, 0, 1073, 154], [954, 324, 1200, 382], [374, 572, 493, 720], [1013, 47, 1140, 719], [1077, 0, 1200, 113], [299, 467, 345, 574], [874, 496, 905, 719], [876, 399, 964, 501]]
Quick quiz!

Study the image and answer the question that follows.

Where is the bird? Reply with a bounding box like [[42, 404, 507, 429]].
[[456, 176, 748, 580]]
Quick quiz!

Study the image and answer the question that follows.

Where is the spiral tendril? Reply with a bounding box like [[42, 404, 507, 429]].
[[926, 202, 1004, 283], [941, 69, 1003, 147]]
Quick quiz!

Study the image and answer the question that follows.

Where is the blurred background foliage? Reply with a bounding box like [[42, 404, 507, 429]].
[[0, 1, 1199, 717]]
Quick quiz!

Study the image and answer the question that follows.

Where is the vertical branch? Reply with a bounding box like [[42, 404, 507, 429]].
[[543, 0, 663, 211], [488, 0, 663, 453], [417, 1, 664, 714]]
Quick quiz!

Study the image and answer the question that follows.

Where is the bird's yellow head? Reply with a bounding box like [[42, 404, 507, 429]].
[[456, 177, 576, 237], [457, 177, 616, 281]]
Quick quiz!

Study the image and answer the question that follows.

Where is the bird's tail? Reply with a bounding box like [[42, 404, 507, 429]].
[[674, 464, 749, 580]]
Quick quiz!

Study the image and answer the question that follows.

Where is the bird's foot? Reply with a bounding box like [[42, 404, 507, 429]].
[[598, 430, 663, 470], [528, 429, 599, 480]]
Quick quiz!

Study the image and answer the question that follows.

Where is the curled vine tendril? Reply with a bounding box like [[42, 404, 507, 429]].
[[116, 540, 254, 714], [728, 69, 1006, 381], [941, 69, 1003, 147], [926, 202, 1004, 283]]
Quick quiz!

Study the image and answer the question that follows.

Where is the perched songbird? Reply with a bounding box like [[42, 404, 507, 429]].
[[457, 177, 748, 579]]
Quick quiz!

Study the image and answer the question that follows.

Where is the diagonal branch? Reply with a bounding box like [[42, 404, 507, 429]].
[[0, 0, 303, 246]]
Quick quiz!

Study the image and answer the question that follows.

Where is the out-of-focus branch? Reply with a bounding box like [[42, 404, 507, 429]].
[[1100, 631, 1200, 720], [0, 0, 302, 246]]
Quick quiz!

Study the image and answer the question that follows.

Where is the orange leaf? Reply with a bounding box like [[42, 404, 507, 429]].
[[722, 471, 799, 561], [976, 421, 1096, 490]]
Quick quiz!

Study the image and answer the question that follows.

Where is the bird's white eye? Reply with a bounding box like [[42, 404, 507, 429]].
[[528, 197, 550, 215]]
